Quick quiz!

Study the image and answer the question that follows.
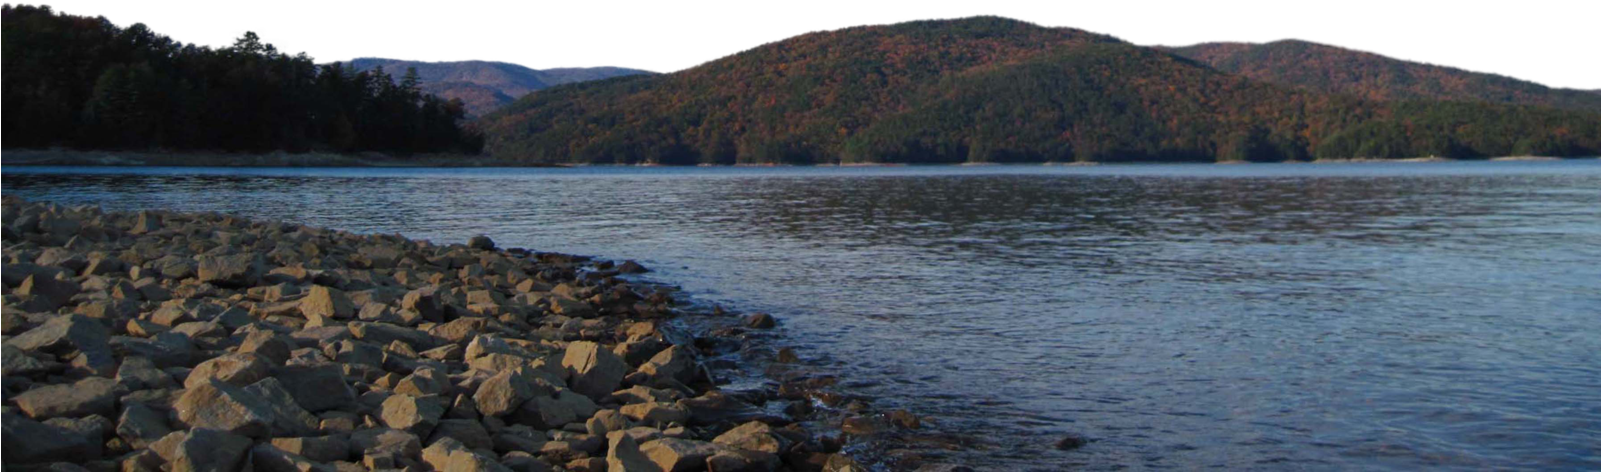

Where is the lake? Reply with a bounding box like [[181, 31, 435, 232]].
[[6, 160, 1600, 470]]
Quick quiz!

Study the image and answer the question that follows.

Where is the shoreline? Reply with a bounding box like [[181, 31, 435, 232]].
[[6, 149, 1592, 169], [1, 197, 937, 471]]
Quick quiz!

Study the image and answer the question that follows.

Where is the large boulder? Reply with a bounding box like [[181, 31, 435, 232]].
[[116, 402, 174, 449], [173, 378, 279, 438], [473, 369, 549, 417], [16, 274, 81, 307], [152, 428, 254, 472], [607, 431, 664, 472], [243, 377, 322, 436], [561, 341, 627, 400], [637, 345, 698, 386], [4, 315, 114, 371]]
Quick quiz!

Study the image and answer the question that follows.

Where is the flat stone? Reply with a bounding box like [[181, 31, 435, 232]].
[[620, 402, 689, 426], [13, 377, 119, 419], [173, 378, 278, 438]]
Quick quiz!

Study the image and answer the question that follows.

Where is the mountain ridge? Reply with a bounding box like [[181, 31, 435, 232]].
[[345, 58, 652, 116], [477, 16, 1600, 164]]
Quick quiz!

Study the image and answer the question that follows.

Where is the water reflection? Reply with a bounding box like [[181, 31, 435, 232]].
[[6, 161, 1601, 470]]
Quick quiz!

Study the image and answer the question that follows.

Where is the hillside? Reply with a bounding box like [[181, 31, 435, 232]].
[[1165, 40, 1601, 113], [478, 17, 1601, 164], [347, 58, 651, 116]]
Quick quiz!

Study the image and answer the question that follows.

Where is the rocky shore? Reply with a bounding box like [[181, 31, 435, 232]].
[[0, 197, 942, 471]]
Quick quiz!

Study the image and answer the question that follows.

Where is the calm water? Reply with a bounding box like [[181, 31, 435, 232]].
[[6, 161, 1601, 470]]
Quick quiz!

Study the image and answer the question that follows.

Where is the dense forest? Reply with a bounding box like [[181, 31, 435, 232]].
[[480, 17, 1601, 164], [2, 5, 482, 154], [1166, 40, 1601, 114], [346, 59, 651, 116]]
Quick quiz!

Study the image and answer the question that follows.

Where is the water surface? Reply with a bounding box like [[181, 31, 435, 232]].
[[7, 160, 1601, 470]]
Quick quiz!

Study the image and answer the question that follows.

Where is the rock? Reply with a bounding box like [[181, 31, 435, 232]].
[[561, 340, 628, 400], [1054, 433, 1089, 450], [609, 386, 682, 405], [13, 377, 119, 419], [3, 345, 56, 377], [239, 329, 294, 364], [43, 415, 111, 460], [244, 377, 322, 436], [272, 435, 350, 462], [348, 427, 421, 458], [380, 394, 445, 438], [706, 450, 781, 472], [585, 409, 633, 436], [840, 416, 889, 436], [446, 449, 514, 472], [678, 391, 767, 426], [252, 443, 333, 472], [117, 402, 174, 449], [17, 273, 81, 307], [2, 412, 98, 464], [620, 402, 690, 426], [549, 298, 595, 318], [467, 235, 496, 251], [394, 366, 451, 397], [196, 253, 265, 287], [184, 352, 272, 389], [512, 389, 596, 430], [158, 428, 254, 472], [427, 418, 493, 451], [638, 345, 697, 386], [301, 285, 355, 319], [173, 378, 278, 438], [273, 364, 357, 412], [4, 315, 114, 371], [639, 438, 722, 472], [350, 321, 433, 350], [606, 432, 663, 472], [617, 260, 648, 274], [421, 436, 468, 470], [473, 369, 548, 417], [742, 313, 777, 329], [713, 421, 790, 454]]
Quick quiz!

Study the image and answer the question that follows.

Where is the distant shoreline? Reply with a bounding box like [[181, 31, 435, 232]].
[[0, 149, 561, 168], [3, 149, 1590, 168]]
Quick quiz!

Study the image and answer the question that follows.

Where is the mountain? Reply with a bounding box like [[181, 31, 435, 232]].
[[1165, 40, 1601, 113], [346, 58, 651, 116], [478, 17, 1601, 164]]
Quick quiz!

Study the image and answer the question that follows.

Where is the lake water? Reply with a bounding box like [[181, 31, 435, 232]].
[[6, 160, 1600, 470]]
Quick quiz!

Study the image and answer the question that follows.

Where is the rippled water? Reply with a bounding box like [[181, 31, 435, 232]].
[[7, 161, 1601, 470]]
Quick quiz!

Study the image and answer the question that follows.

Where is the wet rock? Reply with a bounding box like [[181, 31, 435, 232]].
[[742, 313, 777, 329], [13, 376, 119, 419], [561, 340, 628, 399], [468, 235, 496, 251], [1054, 433, 1089, 450], [713, 421, 791, 454]]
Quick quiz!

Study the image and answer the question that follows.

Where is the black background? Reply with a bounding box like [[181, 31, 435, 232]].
[[62, 4, 1588, 87]]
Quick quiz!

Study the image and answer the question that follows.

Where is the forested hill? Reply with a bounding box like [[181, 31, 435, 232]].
[[1, 5, 482, 155], [1165, 40, 1601, 113], [477, 17, 1601, 165], [346, 58, 652, 116]]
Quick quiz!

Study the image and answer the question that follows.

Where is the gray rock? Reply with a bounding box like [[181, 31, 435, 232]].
[[467, 235, 496, 251], [157, 428, 254, 472], [273, 364, 357, 412], [619, 402, 689, 426], [117, 401, 173, 449], [243, 376, 322, 436], [607, 432, 663, 472], [638, 345, 697, 386], [2, 411, 97, 464], [272, 435, 351, 463], [4, 315, 114, 371], [42, 415, 111, 460], [473, 369, 546, 417], [348, 427, 422, 458], [16, 273, 80, 307], [349, 321, 433, 350], [426, 418, 494, 451], [252, 443, 335, 472], [712, 421, 790, 454]]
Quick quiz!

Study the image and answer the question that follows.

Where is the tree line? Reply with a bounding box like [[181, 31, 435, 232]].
[[2, 5, 483, 155]]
